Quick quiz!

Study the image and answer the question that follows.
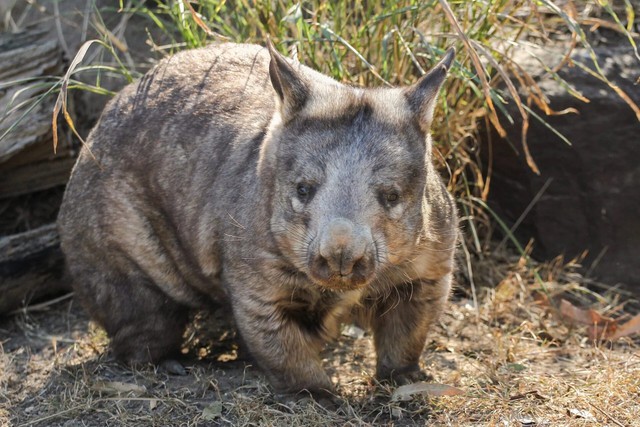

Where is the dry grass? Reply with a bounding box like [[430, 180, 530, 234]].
[[2, 254, 638, 426]]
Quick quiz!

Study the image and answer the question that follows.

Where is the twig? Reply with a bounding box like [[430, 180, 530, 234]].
[[587, 401, 625, 427], [18, 406, 82, 427], [9, 293, 74, 316]]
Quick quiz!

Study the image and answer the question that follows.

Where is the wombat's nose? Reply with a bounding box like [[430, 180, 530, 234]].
[[310, 218, 375, 285]]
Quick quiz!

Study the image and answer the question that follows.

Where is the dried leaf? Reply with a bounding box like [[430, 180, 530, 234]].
[[92, 381, 146, 396], [181, 0, 227, 39], [518, 416, 536, 426], [588, 322, 618, 341], [202, 401, 223, 421], [559, 300, 620, 340], [52, 40, 99, 153], [568, 408, 596, 422], [560, 299, 616, 326], [391, 382, 463, 401], [560, 299, 592, 324], [608, 313, 640, 340]]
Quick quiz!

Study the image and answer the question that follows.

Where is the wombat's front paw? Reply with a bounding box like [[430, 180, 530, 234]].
[[377, 364, 433, 386]]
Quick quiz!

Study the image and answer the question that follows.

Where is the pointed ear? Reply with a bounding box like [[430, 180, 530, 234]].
[[404, 47, 455, 132], [267, 39, 309, 118]]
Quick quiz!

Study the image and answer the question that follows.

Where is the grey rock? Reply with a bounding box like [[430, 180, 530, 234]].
[[483, 44, 640, 293]]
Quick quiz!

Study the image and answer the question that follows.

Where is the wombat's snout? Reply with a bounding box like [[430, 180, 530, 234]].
[[309, 218, 376, 289]]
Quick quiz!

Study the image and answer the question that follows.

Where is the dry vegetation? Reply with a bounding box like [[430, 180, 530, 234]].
[[1, 0, 640, 425]]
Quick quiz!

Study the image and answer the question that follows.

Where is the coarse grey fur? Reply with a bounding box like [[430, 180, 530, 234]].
[[57, 42, 458, 396]]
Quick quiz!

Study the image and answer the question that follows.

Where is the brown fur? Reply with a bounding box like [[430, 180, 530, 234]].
[[58, 42, 458, 395]]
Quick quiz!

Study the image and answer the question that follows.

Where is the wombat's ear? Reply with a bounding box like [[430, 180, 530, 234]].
[[404, 47, 455, 132], [267, 39, 309, 118]]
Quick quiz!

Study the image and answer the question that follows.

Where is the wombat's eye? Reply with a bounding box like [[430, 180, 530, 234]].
[[380, 190, 400, 208], [296, 183, 314, 202], [386, 192, 399, 203]]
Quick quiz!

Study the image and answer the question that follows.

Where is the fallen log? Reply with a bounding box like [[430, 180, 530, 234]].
[[0, 24, 75, 199], [0, 25, 75, 315], [0, 153, 75, 198], [0, 223, 68, 315]]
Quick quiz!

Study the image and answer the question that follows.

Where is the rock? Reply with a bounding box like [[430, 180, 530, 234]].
[[483, 43, 640, 293]]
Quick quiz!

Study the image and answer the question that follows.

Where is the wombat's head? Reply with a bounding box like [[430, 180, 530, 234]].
[[259, 42, 454, 291]]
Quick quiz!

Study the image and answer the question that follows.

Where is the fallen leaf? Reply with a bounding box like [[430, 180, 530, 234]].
[[391, 382, 464, 401], [608, 313, 640, 340], [559, 299, 618, 340], [568, 408, 596, 422], [92, 381, 147, 396], [517, 416, 536, 426], [560, 300, 592, 324], [560, 300, 586, 322], [202, 401, 223, 421]]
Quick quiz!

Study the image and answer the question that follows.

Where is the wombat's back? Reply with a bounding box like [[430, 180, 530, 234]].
[[80, 43, 274, 166]]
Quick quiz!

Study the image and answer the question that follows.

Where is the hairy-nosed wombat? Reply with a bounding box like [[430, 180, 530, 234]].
[[58, 41, 458, 396]]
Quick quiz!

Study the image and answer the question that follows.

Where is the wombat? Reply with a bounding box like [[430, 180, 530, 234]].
[[57, 41, 458, 397]]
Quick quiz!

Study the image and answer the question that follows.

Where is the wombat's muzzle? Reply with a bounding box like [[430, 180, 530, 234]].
[[308, 218, 376, 289]]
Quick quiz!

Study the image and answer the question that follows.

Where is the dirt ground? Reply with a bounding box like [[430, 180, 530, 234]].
[[1, 269, 638, 426]]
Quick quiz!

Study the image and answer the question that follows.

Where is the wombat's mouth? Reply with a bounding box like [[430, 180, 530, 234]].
[[307, 272, 374, 291], [306, 255, 377, 291]]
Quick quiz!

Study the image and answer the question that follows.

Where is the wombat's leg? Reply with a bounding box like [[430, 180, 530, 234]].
[[75, 271, 189, 367], [231, 298, 333, 396], [109, 291, 188, 367], [371, 276, 451, 384]]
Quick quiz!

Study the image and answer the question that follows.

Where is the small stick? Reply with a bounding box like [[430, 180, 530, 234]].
[[9, 292, 74, 316], [588, 401, 625, 427]]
